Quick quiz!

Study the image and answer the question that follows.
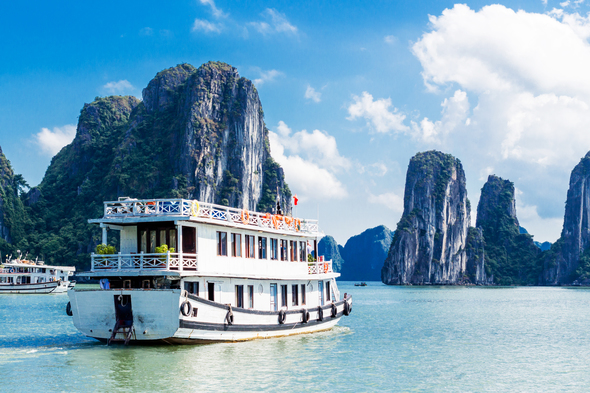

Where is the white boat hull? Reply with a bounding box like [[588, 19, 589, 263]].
[[0, 280, 72, 294], [68, 289, 352, 344]]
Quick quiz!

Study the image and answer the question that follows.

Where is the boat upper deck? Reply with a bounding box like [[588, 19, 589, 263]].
[[92, 198, 319, 237]]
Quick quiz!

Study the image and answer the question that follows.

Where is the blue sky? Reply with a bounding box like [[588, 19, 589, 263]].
[[1, 0, 589, 244]]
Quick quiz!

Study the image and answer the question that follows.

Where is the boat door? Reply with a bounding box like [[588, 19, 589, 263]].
[[114, 295, 133, 327], [318, 281, 324, 306], [270, 283, 277, 311]]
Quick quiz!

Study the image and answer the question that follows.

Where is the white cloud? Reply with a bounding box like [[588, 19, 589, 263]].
[[102, 80, 134, 95], [408, 3, 590, 241], [192, 19, 222, 33], [368, 192, 404, 213], [253, 69, 283, 86], [199, 0, 226, 18], [368, 163, 388, 177], [411, 90, 470, 144], [347, 92, 409, 133], [140, 27, 153, 36], [35, 125, 76, 156], [305, 85, 321, 103], [384, 35, 397, 44], [269, 121, 349, 201], [249, 9, 298, 35]]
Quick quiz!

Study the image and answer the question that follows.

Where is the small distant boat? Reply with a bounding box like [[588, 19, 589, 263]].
[[0, 252, 75, 294], [354, 282, 367, 287]]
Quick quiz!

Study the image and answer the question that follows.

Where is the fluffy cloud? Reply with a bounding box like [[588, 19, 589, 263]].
[[408, 3, 590, 241], [368, 192, 404, 213], [249, 9, 298, 35], [253, 69, 283, 86], [35, 125, 76, 156], [192, 19, 222, 33], [411, 90, 470, 144], [305, 85, 321, 103], [199, 0, 226, 18], [102, 80, 134, 95], [347, 92, 408, 133], [269, 121, 349, 200]]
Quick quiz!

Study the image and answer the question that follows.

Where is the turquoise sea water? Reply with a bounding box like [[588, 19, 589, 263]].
[[2, 283, 590, 392]]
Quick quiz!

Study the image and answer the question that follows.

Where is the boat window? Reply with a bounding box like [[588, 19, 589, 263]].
[[270, 239, 278, 260], [290, 241, 297, 261], [150, 230, 157, 253], [170, 229, 177, 251], [280, 240, 288, 261], [245, 235, 255, 258], [208, 282, 215, 301], [258, 237, 267, 259], [183, 227, 197, 254], [270, 283, 277, 311], [231, 233, 242, 257], [300, 241, 306, 262], [318, 281, 324, 306], [281, 285, 288, 308], [217, 232, 228, 256], [235, 285, 244, 308], [184, 281, 199, 295], [159, 229, 167, 247], [301, 284, 306, 305], [248, 285, 254, 309], [292, 284, 299, 306], [326, 281, 331, 302]]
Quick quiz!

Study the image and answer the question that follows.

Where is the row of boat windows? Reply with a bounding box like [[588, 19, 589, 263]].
[[184, 281, 332, 311], [2, 267, 60, 274], [0, 276, 64, 284], [216, 232, 310, 262]]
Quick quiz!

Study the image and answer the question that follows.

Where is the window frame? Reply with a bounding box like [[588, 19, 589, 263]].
[[217, 231, 228, 256]]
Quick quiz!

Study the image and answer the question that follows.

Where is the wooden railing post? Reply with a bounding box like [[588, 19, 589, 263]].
[[91, 253, 95, 271], [166, 251, 170, 270], [118, 252, 121, 270], [140, 251, 144, 269]]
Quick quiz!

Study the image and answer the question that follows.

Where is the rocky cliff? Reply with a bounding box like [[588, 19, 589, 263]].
[[476, 175, 539, 285], [381, 151, 475, 285], [24, 61, 291, 268], [542, 152, 590, 284], [0, 146, 28, 254], [340, 225, 393, 281], [318, 235, 344, 273]]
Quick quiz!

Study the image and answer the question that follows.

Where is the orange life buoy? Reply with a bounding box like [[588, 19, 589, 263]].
[[146, 201, 156, 206], [284, 216, 293, 227], [324, 263, 328, 273], [295, 219, 301, 231], [241, 209, 250, 225], [272, 215, 283, 229]]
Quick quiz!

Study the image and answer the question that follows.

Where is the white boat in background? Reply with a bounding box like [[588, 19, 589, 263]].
[[67, 197, 352, 345], [0, 253, 75, 294]]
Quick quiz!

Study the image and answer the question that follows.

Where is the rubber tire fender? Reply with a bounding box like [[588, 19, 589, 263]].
[[301, 309, 310, 323], [317, 306, 324, 322], [331, 303, 337, 318], [226, 309, 234, 325], [66, 301, 73, 316], [180, 300, 193, 317], [278, 309, 286, 324], [343, 301, 351, 316]]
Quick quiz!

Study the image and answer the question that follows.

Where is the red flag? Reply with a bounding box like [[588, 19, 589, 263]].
[[293, 195, 298, 206]]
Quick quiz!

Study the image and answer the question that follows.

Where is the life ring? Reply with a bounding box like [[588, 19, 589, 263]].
[[9, 268, 14, 273], [301, 309, 310, 323], [331, 303, 337, 318], [190, 201, 200, 217], [295, 219, 301, 232], [226, 308, 234, 325], [180, 301, 192, 317], [317, 306, 323, 322], [241, 209, 250, 224], [278, 309, 287, 324], [66, 301, 73, 316], [343, 301, 351, 316], [272, 215, 283, 229], [324, 263, 329, 273]]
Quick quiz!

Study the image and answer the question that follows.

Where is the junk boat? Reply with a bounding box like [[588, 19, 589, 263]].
[[0, 253, 75, 294], [67, 198, 352, 344]]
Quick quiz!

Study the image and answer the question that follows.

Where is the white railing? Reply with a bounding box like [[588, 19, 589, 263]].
[[308, 260, 333, 275], [91, 252, 198, 272], [103, 198, 319, 234]]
